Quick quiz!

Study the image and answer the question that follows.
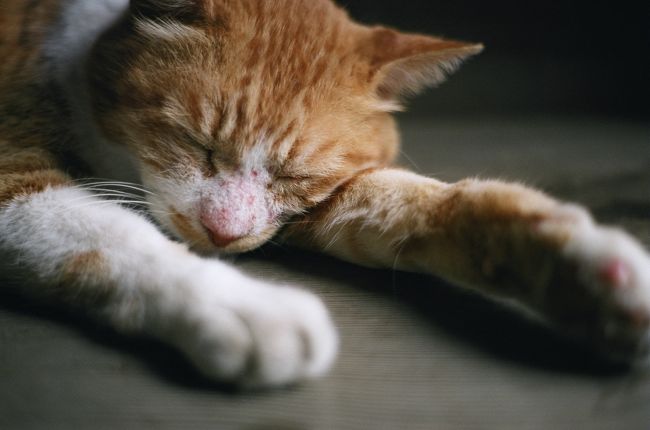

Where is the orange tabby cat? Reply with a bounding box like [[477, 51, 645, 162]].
[[1, 0, 649, 388]]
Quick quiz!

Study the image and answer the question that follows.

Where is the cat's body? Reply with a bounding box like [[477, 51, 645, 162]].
[[1, 0, 650, 388]]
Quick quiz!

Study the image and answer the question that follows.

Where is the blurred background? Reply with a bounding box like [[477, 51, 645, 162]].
[[342, 0, 650, 119]]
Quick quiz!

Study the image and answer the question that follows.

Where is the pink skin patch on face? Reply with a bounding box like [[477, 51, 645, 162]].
[[199, 170, 273, 248]]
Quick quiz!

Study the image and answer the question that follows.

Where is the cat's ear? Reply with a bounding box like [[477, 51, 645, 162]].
[[130, 0, 199, 19], [361, 27, 483, 100]]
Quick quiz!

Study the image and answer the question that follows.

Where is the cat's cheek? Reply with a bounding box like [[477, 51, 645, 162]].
[[169, 206, 215, 250], [139, 169, 207, 239]]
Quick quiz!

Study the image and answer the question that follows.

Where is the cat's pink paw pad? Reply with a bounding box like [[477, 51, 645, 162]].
[[564, 226, 650, 362], [598, 259, 631, 289]]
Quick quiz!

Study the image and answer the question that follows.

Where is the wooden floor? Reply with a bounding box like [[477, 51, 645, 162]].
[[2, 119, 650, 430]]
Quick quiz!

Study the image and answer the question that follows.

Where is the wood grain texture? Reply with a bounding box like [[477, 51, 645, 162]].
[[1, 119, 650, 430]]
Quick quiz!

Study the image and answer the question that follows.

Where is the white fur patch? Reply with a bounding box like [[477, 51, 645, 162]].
[[559, 219, 650, 363], [0, 187, 338, 387], [28, 1, 339, 385], [44, 0, 140, 184]]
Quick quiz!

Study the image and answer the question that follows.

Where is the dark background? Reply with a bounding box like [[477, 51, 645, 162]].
[[341, 1, 650, 119]]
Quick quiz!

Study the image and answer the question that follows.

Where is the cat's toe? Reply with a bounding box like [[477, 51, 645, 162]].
[[178, 307, 255, 381], [240, 286, 339, 387], [177, 280, 338, 388]]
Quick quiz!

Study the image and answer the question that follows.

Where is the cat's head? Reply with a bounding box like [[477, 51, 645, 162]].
[[89, 0, 482, 253]]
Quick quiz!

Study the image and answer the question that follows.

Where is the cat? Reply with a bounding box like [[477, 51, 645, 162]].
[[1, 0, 649, 389]]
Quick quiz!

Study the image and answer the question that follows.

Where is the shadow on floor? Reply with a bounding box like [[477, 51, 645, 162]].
[[0, 243, 631, 394], [246, 246, 628, 377], [0, 285, 255, 393]]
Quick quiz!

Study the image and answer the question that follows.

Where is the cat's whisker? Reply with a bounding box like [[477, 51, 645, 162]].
[[322, 222, 350, 251], [113, 200, 155, 207], [77, 187, 146, 199], [81, 182, 155, 196], [63, 193, 150, 204], [321, 217, 348, 239], [72, 177, 143, 186], [71, 178, 140, 187], [76, 182, 144, 190], [420, 172, 446, 178], [149, 168, 176, 177], [399, 150, 420, 171], [70, 191, 151, 204], [73, 178, 156, 195], [71, 186, 154, 203]]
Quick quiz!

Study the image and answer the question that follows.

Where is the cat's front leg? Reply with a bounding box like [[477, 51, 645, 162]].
[[0, 186, 337, 387], [284, 168, 650, 363]]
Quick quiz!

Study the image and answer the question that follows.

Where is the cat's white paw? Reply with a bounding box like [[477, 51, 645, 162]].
[[557, 218, 650, 364], [166, 268, 338, 388]]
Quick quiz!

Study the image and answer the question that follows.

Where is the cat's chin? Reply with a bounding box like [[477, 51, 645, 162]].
[[192, 228, 279, 255]]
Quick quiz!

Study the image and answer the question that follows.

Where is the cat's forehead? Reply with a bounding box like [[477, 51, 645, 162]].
[[210, 0, 362, 111], [134, 0, 367, 140]]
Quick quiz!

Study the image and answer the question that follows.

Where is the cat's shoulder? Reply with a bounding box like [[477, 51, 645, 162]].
[[0, 0, 128, 84], [0, 0, 137, 182]]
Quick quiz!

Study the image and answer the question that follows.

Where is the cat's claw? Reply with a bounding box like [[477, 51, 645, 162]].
[[170, 274, 338, 388]]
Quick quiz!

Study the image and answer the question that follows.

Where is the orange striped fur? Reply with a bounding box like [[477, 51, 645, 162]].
[[2, 0, 649, 385]]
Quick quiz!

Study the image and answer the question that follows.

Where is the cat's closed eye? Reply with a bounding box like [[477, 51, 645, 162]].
[[205, 148, 215, 167], [180, 132, 219, 174]]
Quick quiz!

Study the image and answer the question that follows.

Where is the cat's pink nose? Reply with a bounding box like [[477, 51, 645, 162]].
[[206, 230, 239, 248], [200, 207, 254, 248], [199, 173, 269, 249]]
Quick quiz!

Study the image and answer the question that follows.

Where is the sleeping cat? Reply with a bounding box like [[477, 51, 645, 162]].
[[1, 0, 649, 388]]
